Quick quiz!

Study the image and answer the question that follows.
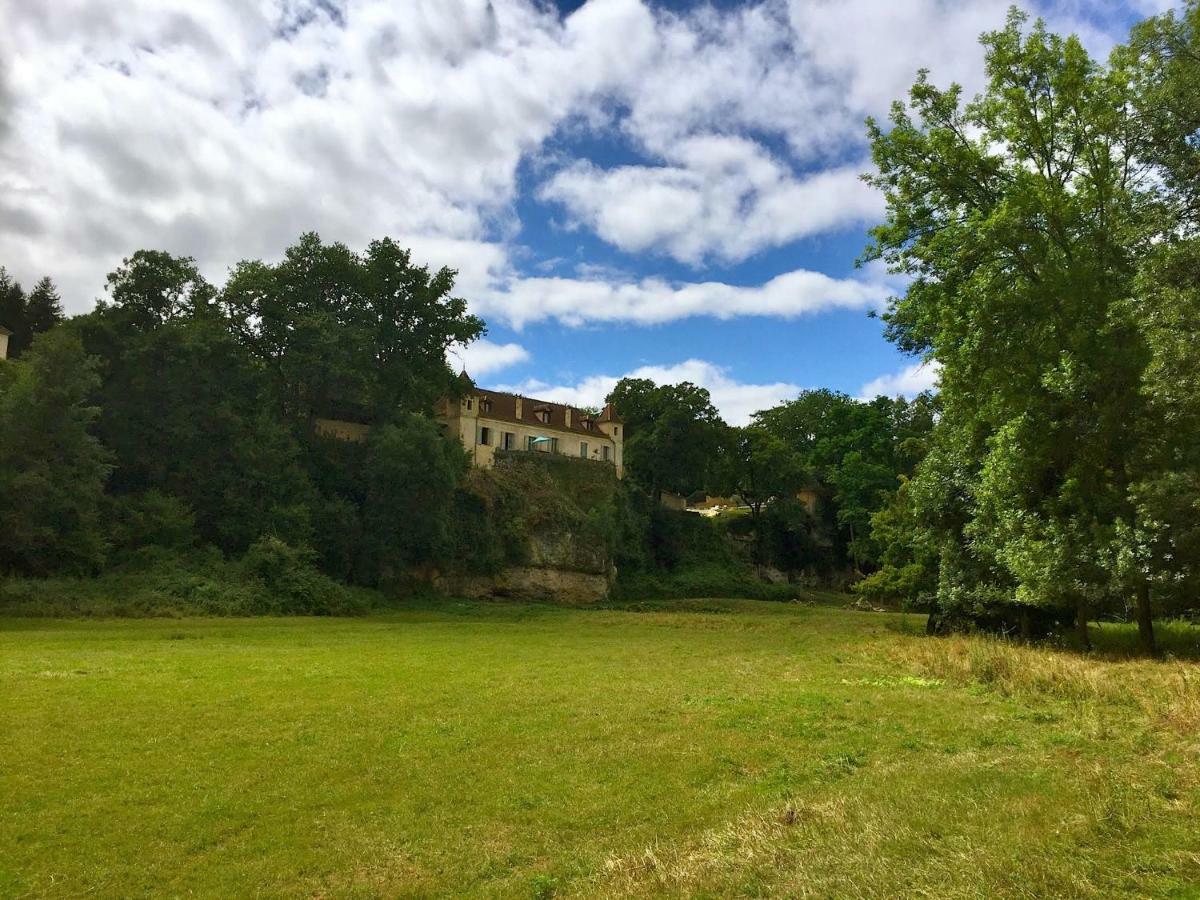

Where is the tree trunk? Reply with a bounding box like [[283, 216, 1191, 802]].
[[1019, 609, 1032, 643], [1135, 581, 1156, 656], [1075, 599, 1091, 652]]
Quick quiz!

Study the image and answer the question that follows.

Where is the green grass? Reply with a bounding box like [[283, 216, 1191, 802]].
[[2, 600, 1198, 898]]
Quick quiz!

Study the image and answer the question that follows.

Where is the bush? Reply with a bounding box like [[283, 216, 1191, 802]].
[[240, 536, 368, 615], [610, 564, 800, 603], [0, 544, 375, 618], [108, 490, 197, 555]]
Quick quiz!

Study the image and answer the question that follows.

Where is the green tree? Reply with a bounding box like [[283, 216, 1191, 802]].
[[864, 11, 1156, 647], [0, 329, 112, 574], [607, 378, 725, 501], [754, 390, 934, 570], [24, 277, 65, 336], [360, 414, 467, 583], [81, 252, 314, 554], [222, 233, 484, 422], [0, 270, 65, 359]]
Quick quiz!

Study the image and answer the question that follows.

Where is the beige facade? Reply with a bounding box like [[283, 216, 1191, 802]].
[[436, 385, 624, 478], [0, 325, 10, 361]]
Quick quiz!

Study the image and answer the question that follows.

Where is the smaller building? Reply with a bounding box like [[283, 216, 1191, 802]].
[[0, 324, 10, 360], [436, 377, 624, 477]]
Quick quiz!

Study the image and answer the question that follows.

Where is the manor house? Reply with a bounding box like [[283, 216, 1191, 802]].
[[436, 377, 624, 478]]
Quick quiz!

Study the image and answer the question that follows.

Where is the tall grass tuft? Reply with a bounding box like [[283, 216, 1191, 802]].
[[891, 632, 1200, 734]]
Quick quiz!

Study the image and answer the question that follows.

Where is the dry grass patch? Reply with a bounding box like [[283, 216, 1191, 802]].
[[891, 634, 1200, 736]]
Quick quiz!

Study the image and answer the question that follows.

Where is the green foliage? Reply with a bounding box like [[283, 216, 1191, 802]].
[[108, 491, 197, 555], [0, 546, 373, 617], [608, 377, 725, 498], [753, 390, 935, 571], [0, 269, 65, 358], [222, 232, 484, 420], [240, 536, 364, 615], [78, 304, 315, 555], [0, 329, 112, 575], [359, 415, 467, 583], [455, 451, 623, 575], [859, 10, 1196, 644]]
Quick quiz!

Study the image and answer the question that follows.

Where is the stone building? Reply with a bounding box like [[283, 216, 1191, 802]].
[[0, 324, 10, 360], [436, 377, 624, 478]]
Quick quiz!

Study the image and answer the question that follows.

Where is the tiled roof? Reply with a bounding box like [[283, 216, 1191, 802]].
[[471, 389, 620, 438]]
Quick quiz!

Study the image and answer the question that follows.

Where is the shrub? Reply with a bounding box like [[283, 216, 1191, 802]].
[[240, 536, 366, 615]]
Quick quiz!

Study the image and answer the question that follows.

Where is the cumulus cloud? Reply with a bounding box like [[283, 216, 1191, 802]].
[[858, 361, 942, 400], [541, 137, 882, 264], [0, 0, 1138, 316], [447, 338, 530, 377], [494, 358, 800, 426], [473, 265, 892, 329]]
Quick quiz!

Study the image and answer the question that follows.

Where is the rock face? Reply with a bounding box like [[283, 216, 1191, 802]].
[[435, 531, 615, 605]]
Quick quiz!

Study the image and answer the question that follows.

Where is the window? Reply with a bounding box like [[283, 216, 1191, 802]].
[[479, 426, 490, 446], [502, 432, 515, 450], [602, 446, 610, 461], [583, 419, 593, 431], [465, 398, 473, 410], [580, 442, 588, 458], [481, 399, 492, 413], [613, 426, 619, 437], [549, 437, 558, 454], [526, 435, 538, 451], [537, 410, 550, 424]]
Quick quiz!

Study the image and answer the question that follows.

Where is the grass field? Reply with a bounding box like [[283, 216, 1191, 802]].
[[2, 599, 1199, 898]]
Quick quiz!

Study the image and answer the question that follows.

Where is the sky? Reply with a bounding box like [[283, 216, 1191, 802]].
[[0, 0, 1173, 423]]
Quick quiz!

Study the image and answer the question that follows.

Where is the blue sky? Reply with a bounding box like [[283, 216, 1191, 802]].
[[0, 0, 1170, 422]]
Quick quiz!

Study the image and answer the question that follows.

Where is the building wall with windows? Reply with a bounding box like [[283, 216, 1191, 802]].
[[436, 384, 624, 478]]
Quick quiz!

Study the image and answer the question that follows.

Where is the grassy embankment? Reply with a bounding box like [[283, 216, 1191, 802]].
[[2, 599, 1198, 897]]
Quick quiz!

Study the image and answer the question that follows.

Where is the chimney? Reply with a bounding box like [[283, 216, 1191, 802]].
[[515, 396, 523, 418], [565, 407, 572, 428]]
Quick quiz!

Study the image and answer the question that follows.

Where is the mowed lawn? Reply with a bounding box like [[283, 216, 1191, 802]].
[[2, 601, 1199, 898]]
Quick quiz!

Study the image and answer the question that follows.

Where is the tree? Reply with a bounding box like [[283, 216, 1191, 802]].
[[0, 269, 26, 351], [359, 414, 467, 584], [722, 426, 807, 563], [80, 252, 314, 555], [0, 270, 64, 359], [863, 11, 1157, 647], [102, 250, 216, 329], [222, 232, 485, 422], [0, 328, 112, 574], [607, 378, 726, 501], [24, 277, 64, 336], [753, 390, 935, 571]]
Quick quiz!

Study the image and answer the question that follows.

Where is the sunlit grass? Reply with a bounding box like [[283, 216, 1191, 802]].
[[2, 600, 1197, 897]]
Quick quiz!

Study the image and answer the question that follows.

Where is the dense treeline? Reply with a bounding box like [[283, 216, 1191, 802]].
[[0, 236, 488, 607], [604, 376, 936, 586], [0, 228, 930, 609], [854, 5, 1200, 650]]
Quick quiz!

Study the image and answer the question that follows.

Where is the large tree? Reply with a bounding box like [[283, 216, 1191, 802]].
[[0, 329, 112, 574], [222, 232, 485, 423], [863, 11, 1158, 647], [607, 378, 725, 501], [81, 253, 314, 554], [0, 270, 65, 359]]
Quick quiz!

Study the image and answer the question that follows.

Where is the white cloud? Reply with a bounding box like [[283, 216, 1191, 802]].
[[0, 0, 1139, 315], [541, 137, 882, 264], [447, 338, 530, 377], [494, 358, 800, 426], [473, 265, 892, 329], [858, 360, 941, 400]]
